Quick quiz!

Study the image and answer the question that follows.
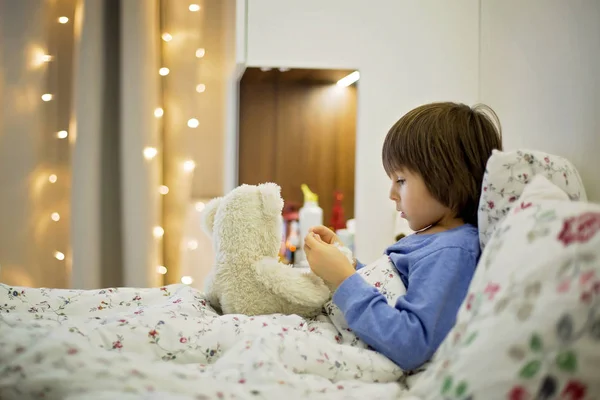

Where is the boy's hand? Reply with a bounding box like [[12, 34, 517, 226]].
[[309, 225, 341, 246], [304, 233, 355, 289]]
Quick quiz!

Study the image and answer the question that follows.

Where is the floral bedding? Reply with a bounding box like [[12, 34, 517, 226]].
[[0, 259, 414, 400]]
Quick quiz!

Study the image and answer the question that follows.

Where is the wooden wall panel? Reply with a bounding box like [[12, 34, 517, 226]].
[[238, 78, 356, 226], [238, 81, 277, 185]]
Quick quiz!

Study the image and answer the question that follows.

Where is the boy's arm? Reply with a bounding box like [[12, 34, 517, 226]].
[[332, 247, 476, 371]]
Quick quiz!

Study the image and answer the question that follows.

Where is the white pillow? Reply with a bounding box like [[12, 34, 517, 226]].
[[324, 254, 407, 347], [478, 149, 587, 250], [410, 175, 600, 399]]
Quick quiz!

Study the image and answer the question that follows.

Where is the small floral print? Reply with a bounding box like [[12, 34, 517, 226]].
[[561, 380, 587, 400], [558, 212, 600, 246], [484, 282, 501, 300], [508, 385, 529, 400], [465, 293, 475, 311]]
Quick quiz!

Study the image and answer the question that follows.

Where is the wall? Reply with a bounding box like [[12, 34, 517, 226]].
[[245, 0, 480, 262], [480, 0, 600, 202]]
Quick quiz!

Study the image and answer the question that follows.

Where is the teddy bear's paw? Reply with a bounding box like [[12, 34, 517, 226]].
[[255, 258, 330, 308]]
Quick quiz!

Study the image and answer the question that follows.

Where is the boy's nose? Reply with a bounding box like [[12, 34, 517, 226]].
[[389, 187, 399, 201]]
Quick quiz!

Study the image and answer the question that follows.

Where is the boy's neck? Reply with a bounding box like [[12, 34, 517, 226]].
[[415, 216, 465, 235]]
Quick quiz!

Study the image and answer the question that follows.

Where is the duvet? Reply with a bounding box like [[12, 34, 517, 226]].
[[0, 279, 416, 399]]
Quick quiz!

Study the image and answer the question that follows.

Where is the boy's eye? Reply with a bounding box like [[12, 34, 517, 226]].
[[396, 179, 406, 185]]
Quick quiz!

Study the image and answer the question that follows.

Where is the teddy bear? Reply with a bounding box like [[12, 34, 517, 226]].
[[201, 182, 337, 318]]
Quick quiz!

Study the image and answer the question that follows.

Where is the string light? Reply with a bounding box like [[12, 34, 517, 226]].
[[51, 212, 60, 222], [143, 147, 158, 160], [56, 130, 68, 139], [157, 266, 168, 274], [54, 251, 65, 261], [41, 94, 53, 102], [58, 16, 69, 24], [156, 4, 207, 286], [42, 55, 53, 62], [183, 160, 196, 172], [153, 226, 165, 238], [48, 174, 58, 183]]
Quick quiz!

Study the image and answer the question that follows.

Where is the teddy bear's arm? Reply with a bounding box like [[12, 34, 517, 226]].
[[254, 257, 331, 308]]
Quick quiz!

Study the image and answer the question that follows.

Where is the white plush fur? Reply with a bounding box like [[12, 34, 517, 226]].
[[201, 182, 332, 318]]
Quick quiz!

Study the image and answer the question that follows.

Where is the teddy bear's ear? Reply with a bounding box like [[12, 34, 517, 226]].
[[259, 182, 284, 216], [200, 196, 222, 237]]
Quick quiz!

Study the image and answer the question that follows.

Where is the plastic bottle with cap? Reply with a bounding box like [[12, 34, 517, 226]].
[[296, 184, 323, 262]]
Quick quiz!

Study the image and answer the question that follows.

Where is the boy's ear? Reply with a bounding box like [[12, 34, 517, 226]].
[[200, 196, 222, 237], [258, 182, 284, 216]]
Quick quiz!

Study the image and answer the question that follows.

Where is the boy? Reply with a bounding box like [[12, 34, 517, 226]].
[[304, 102, 502, 371]]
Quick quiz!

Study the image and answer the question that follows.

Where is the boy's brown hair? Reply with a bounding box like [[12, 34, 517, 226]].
[[382, 102, 503, 227]]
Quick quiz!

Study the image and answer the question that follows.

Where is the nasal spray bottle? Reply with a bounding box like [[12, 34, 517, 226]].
[[296, 184, 323, 263]]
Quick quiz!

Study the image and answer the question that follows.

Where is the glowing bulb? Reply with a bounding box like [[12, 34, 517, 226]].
[[42, 55, 53, 62], [157, 266, 168, 275], [195, 48, 205, 58], [58, 16, 69, 24], [189, 4, 200, 12], [195, 202, 205, 212], [57, 130, 68, 139], [153, 226, 164, 238], [187, 118, 199, 128], [41, 94, 53, 102], [143, 147, 158, 160], [162, 33, 173, 42], [181, 276, 193, 285], [159, 67, 170, 76], [51, 212, 60, 222], [154, 107, 164, 118], [183, 160, 196, 172], [187, 240, 198, 250], [54, 251, 65, 261], [49, 174, 58, 183], [336, 71, 360, 87], [195, 84, 206, 93], [159, 185, 169, 195]]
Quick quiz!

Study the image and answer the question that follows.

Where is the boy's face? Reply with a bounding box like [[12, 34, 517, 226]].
[[388, 168, 452, 232]]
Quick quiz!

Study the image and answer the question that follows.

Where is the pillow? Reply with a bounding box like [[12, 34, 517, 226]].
[[409, 175, 600, 399], [478, 149, 587, 249], [323, 254, 407, 347]]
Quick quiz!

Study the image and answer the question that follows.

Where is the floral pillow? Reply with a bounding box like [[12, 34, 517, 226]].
[[478, 149, 587, 250], [409, 175, 600, 399], [323, 254, 406, 347]]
